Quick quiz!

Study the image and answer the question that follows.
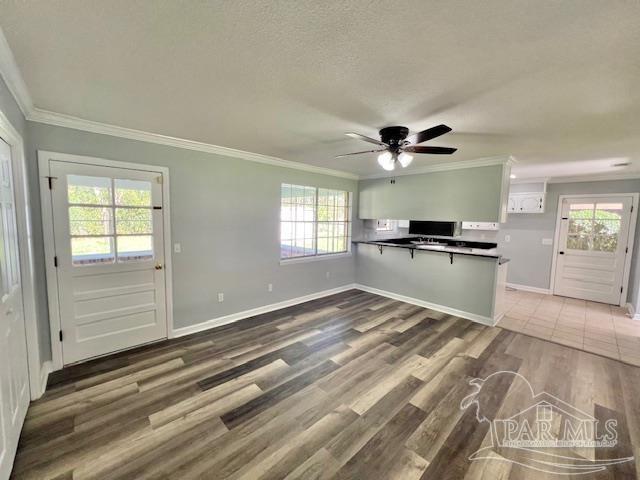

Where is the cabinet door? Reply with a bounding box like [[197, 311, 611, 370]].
[[519, 194, 544, 212]]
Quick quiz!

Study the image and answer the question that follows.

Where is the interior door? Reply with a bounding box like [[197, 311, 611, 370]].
[[0, 138, 29, 480], [49, 160, 167, 365], [554, 196, 634, 304]]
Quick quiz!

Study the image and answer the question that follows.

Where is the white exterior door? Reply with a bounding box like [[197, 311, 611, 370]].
[[554, 196, 635, 305], [0, 138, 29, 480], [48, 160, 168, 365]]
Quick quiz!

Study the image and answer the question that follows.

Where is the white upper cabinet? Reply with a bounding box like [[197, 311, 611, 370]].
[[508, 181, 546, 214]]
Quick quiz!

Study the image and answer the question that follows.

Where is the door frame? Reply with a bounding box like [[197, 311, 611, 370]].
[[0, 109, 41, 399], [38, 151, 173, 370], [550, 193, 639, 306]]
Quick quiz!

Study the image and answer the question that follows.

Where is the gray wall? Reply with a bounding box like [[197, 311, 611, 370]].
[[500, 179, 640, 308], [27, 122, 360, 362], [0, 77, 26, 139], [355, 243, 498, 318], [359, 164, 506, 222]]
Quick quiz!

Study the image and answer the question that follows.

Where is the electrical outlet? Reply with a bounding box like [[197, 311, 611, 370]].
[[326, 271, 330, 279], [218, 293, 224, 302], [542, 238, 553, 246], [174, 243, 181, 253], [504, 235, 511, 243], [268, 283, 273, 292]]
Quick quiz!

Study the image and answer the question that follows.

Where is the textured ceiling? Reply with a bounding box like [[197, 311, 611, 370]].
[[1, 0, 640, 178]]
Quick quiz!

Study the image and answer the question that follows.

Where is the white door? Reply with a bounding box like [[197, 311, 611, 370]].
[[0, 138, 29, 480], [48, 160, 168, 365], [554, 196, 634, 305]]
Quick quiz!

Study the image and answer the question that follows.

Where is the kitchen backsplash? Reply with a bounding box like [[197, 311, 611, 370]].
[[360, 219, 499, 243]]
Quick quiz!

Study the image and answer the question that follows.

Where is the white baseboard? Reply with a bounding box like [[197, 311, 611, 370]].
[[172, 284, 358, 337], [353, 283, 496, 326], [506, 283, 551, 295], [36, 360, 52, 399]]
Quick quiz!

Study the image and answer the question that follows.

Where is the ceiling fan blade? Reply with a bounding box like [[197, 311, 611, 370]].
[[404, 146, 457, 155], [345, 132, 388, 146], [335, 149, 386, 158], [407, 124, 452, 145]]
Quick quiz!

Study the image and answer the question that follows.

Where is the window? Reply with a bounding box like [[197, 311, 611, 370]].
[[280, 184, 352, 259], [68, 175, 154, 265], [567, 202, 623, 253]]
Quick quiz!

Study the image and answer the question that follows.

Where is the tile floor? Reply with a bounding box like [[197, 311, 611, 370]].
[[497, 288, 640, 366]]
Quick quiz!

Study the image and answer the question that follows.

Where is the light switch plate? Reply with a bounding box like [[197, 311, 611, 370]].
[[504, 235, 511, 243], [542, 238, 553, 245], [174, 243, 181, 253]]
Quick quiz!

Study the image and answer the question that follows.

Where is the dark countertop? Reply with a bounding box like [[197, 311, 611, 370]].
[[353, 238, 510, 263]]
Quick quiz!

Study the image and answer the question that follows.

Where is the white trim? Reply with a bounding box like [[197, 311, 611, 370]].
[[172, 284, 358, 337], [353, 284, 496, 326], [549, 193, 639, 307], [38, 360, 52, 398], [0, 108, 42, 400], [0, 27, 34, 116], [38, 151, 174, 369], [280, 252, 352, 265], [359, 155, 515, 180], [506, 283, 551, 295], [624, 302, 640, 321], [546, 173, 640, 184]]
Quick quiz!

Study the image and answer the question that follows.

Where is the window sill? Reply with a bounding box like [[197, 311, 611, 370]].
[[280, 252, 352, 265]]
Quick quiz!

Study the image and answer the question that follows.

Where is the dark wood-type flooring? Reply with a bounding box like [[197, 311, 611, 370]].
[[12, 290, 640, 479]]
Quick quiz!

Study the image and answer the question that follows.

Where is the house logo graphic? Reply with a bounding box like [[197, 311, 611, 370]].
[[460, 371, 634, 475]]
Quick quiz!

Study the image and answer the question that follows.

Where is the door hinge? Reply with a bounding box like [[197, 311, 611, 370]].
[[59, 330, 63, 342], [153, 206, 162, 210], [626, 246, 629, 253], [621, 286, 624, 293], [46, 176, 57, 189], [632, 205, 634, 213], [54, 256, 58, 267]]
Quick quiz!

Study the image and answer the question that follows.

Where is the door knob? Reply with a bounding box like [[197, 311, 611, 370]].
[[155, 264, 163, 270]]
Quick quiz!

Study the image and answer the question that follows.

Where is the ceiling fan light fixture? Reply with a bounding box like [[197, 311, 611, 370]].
[[377, 151, 394, 170], [398, 152, 413, 168]]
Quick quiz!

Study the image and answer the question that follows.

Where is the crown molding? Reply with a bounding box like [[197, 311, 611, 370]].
[[28, 108, 359, 179], [359, 155, 515, 180], [545, 172, 640, 184]]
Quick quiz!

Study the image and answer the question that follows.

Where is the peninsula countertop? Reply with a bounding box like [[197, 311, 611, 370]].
[[353, 238, 510, 264]]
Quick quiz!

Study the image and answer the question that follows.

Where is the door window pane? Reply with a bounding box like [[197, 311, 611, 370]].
[[568, 219, 592, 235], [115, 208, 152, 235], [67, 175, 112, 205], [72, 237, 115, 265], [69, 207, 114, 236], [595, 203, 623, 219], [567, 235, 590, 250], [114, 179, 152, 207], [117, 235, 153, 261]]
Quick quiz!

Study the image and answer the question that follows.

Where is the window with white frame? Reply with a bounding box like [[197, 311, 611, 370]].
[[280, 184, 352, 259]]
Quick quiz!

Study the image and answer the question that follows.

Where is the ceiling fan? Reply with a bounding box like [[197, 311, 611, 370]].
[[337, 124, 457, 171]]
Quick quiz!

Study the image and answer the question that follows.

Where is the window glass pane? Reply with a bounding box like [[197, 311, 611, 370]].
[[115, 208, 152, 234], [69, 206, 113, 236], [593, 234, 618, 252], [117, 235, 153, 261], [281, 222, 293, 241], [67, 175, 112, 205], [566, 235, 590, 250], [595, 203, 623, 220], [72, 237, 115, 265], [281, 184, 293, 203], [568, 219, 592, 235], [114, 179, 152, 206], [568, 203, 594, 219]]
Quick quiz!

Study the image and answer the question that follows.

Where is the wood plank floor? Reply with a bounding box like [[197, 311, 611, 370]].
[[12, 290, 640, 479]]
